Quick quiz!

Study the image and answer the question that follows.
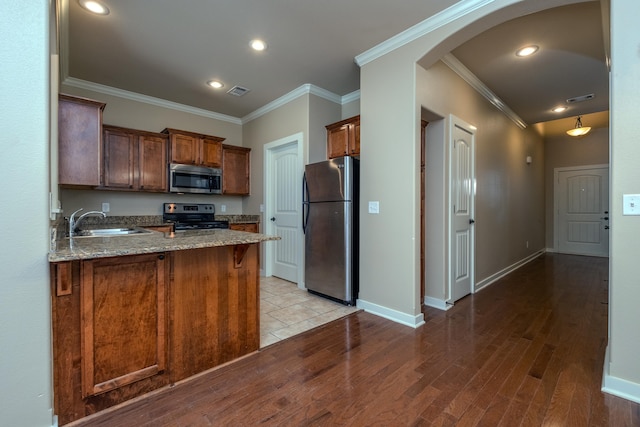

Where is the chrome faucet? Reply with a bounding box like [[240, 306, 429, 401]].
[[68, 208, 106, 237]]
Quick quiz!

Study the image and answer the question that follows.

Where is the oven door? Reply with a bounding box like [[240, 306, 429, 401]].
[[169, 164, 222, 194]]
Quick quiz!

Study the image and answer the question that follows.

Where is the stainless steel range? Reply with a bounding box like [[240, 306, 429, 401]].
[[163, 203, 229, 230]]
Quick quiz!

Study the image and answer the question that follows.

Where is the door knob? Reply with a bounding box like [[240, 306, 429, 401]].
[[270, 217, 276, 221]]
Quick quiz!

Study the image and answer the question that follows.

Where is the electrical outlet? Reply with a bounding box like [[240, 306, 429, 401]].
[[220, 204, 227, 213], [260, 204, 264, 212], [101, 202, 110, 213], [368, 201, 380, 214]]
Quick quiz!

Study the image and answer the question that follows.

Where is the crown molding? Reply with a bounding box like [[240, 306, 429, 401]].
[[341, 90, 360, 105], [355, 0, 495, 67], [441, 53, 527, 129], [62, 77, 242, 125], [242, 84, 342, 124]]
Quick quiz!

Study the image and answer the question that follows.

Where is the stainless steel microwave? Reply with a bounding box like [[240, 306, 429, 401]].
[[169, 163, 222, 194]]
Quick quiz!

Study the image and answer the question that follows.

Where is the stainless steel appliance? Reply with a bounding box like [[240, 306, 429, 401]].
[[163, 203, 229, 230], [302, 156, 359, 305], [169, 163, 222, 194]]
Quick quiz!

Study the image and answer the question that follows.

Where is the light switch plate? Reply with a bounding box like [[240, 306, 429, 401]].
[[623, 194, 640, 215], [368, 201, 380, 214], [101, 202, 110, 213]]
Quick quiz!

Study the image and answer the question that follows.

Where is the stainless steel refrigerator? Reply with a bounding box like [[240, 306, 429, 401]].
[[303, 156, 359, 305]]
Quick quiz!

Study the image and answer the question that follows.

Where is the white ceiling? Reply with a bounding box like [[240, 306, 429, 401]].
[[62, 0, 609, 133]]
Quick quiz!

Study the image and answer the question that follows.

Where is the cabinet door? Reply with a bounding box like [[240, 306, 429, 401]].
[[58, 95, 105, 186], [327, 124, 349, 159], [222, 145, 251, 195], [81, 253, 167, 397], [200, 137, 223, 168], [103, 126, 135, 189], [348, 120, 360, 156], [138, 134, 168, 192], [169, 133, 198, 164]]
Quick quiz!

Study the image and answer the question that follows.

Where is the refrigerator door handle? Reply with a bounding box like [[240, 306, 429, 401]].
[[302, 172, 309, 233]]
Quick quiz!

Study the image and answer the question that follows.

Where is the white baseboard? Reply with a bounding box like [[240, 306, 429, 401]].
[[475, 249, 546, 292], [602, 345, 640, 404], [424, 296, 453, 311], [356, 299, 425, 328]]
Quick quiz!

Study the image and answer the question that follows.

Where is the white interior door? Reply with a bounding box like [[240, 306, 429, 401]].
[[449, 119, 475, 303], [555, 166, 609, 257], [264, 134, 304, 284]]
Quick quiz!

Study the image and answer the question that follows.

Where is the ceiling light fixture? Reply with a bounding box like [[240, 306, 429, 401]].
[[250, 39, 267, 51], [516, 45, 539, 57], [78, 0, 110, 15], [566, 116, 591, 137], [207, 80, 224, 89], [552, 106, 567, 113]]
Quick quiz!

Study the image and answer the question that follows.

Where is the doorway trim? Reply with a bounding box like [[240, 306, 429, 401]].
[[263, 132, 305, 287]]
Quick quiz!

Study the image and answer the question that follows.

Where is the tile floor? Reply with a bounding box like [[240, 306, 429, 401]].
[[260, 276, 360, 347]]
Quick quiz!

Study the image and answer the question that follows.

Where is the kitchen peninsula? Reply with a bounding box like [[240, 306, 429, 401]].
[[49, 228, 278, 425]]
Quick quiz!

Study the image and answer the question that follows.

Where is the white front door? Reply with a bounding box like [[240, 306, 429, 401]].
[[449, 119, 475, 303], [264, 134, 304, 284], [555, 166, 609, 257]]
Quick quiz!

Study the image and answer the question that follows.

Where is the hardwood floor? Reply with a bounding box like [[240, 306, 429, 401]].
[[66, 254, 640, 426]]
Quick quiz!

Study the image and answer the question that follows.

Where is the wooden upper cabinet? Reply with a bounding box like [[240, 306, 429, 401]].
[[58, 94, 106, 187], [103, 126, 135, 189], [80, 253, 167, 398], [138, 133, 168, 191], [102, 125, 168, 192], [326, 115, 360, 159], [201, 137, 224, 168], [222, 144, 251, 195], [162, 128, 225, 167]]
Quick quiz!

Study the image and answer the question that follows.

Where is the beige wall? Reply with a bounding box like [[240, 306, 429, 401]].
[[608, 0, 640, 388], [418, 61, 545, 301], [342, 98, 360, 119], [309, 95, 341, 163], [0, 0, 54, 425], [544, 126, 609, 249]]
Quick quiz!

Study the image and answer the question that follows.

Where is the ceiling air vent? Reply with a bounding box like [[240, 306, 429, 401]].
[[566, 93, 595, 103], [227, 85, 250, 97]]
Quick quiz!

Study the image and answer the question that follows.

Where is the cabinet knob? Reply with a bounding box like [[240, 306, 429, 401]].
[[158, 254, 165, 260]]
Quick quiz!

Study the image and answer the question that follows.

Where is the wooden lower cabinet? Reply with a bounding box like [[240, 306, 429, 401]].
[[51, 244, 260, 425], [229, 222, 259, 233]]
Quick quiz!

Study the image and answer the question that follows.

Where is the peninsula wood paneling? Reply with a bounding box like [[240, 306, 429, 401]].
[[169, 244, 260, 381]]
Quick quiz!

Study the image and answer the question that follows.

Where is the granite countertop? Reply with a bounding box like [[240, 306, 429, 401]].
[[49, 228, 278, 263]]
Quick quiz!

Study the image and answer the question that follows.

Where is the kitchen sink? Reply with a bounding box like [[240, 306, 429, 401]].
[[73, 227, 154, 237]]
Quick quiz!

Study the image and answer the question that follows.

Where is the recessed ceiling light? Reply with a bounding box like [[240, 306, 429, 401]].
[[552, 106, 567, 113], [78, 0, 110, 15], [250, 39, 267, 51], [516, 45, 539, 57], [207, 80, 224, 89]]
